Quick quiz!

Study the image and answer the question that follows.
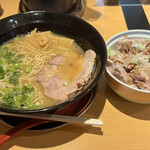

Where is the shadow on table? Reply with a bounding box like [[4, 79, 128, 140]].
[[101, 75, 150, 120], [82, 0, 102, 21], [0, 4, 4, 17], [0, 81, 106, 150]]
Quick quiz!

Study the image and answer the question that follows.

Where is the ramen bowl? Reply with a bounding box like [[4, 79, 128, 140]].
[[105, 30, 150, 104], [0, 11, 107, 114]]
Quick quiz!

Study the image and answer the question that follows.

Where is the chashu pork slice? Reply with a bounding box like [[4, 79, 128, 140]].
[[36, 49, 96, 101]]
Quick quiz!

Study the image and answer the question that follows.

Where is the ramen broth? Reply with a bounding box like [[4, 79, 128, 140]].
[[0, 29, 84, 109]]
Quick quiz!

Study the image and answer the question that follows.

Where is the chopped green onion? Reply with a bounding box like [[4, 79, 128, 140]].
[[0, 64, 5, 79], [107, 48, 111, 56], [14, 37, 19, 40], [138, 43, 144, 50], [25, 68, 30, 73], [25, 62, 30, 66]]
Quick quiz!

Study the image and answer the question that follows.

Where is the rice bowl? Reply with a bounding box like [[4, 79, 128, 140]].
[[105, 30, 150, 104]]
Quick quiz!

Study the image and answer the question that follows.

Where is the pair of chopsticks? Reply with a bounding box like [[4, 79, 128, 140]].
[[0, 111, 103, 127], [0, 111, 103, 146]]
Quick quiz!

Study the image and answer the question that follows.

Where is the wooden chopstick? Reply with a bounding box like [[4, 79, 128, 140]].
[[0, 111, 103, 127]]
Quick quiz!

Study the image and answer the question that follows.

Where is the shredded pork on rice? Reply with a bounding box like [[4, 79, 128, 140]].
[[107, 36, 150, 91]]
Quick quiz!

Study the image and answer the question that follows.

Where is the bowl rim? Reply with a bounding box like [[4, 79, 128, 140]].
[[106, 29, 150, 94], [0, 11, 107, 113]]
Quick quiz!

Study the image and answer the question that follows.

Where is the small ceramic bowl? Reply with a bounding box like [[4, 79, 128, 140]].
[[105, 30, 150, 104]]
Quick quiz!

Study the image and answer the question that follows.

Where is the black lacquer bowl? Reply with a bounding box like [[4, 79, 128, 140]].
[[0, 11, 107, 114]]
